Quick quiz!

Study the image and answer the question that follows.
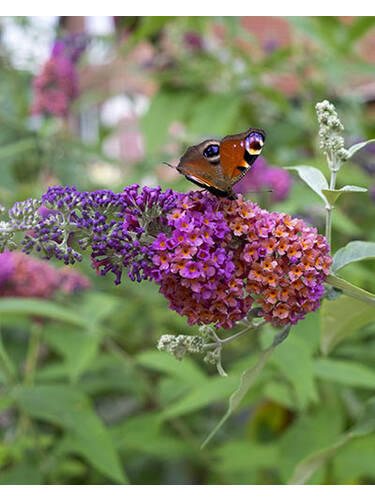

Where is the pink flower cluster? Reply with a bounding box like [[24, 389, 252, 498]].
[[58, 267, 91, 294], [151, 192, 252, 329], [31, 35, 87, 117], [234, 157, 292, 203], [151, 191, 331, 329], [0, 251, 90, 299], [31, 56, 78, 117]]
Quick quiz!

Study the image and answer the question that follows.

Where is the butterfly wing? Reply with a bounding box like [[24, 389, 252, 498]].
[[175, 128, 266, 199], [176, 140, 230, 195], [219, 128, 266, 187]]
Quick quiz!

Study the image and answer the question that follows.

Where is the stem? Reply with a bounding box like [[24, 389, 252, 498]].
[[325, 206, 333, 248], [203, 319, 265, 350], [24, 320, 42, 386], [222, 320, 265, 344], [17, 321, 43, 437], [325, 153, 340, 248], [0, 329, 17, 383], [202, 319, 266, 376]]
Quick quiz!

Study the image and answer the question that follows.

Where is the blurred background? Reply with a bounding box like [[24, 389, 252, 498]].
[[0, 16, 375, 485]]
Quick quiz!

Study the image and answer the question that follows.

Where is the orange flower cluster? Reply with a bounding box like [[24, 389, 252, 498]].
[[152, 191, 332, 328]]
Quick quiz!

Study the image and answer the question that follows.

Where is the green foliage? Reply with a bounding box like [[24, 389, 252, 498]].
[[347, 139, 375, 159], [288, 397, 375, 484], [326, 275, 375, 305], [313, 359, 375, 389], [1, 15, 375, 486], [332, 240, 375, 273], [13, 385, 127, 484], [320, 295, 375, 354], [201, 327, 290, 448], [322, 185, 367, 205], [286, 166, 329, 204], [0, 298, 93, 328]]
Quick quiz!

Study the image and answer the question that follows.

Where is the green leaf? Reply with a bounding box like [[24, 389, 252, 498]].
[[137, 350, 207, 385], [111, 414, 192, 458], [347, 138, 375, 159], [188, 95, 241, 138], [160, 374, 238, 421], [326, 274, 375, 306], [0, 332, 17, 381], [12, 385, 127, 484], [285, 166, 328, 204], [270, 334, 318, 409], [320, 295, 375, 354], [332, 207, 362, 237], [288, 397, 375, 484], [213, 441, 278, 475], [0, 137, 36, 162], [313, 359, 375, 389], [0, 298, 92, 328], [289, 433, 347, 485], [0, 463, 43, 485], [141, 90, 195, 155], [0, 394, 14, 412], [346, 16, 375, 44], [43, 326, 100, 382], [279, 404, 343, 483], [128, 16, 175, 45], [333, 435, 375, 483], [264, 381, 295, 409], [322, 185, 367, 205], [201, 326, 290, 449], [332, 240, 375, 273], [78, 292, 122, 325]]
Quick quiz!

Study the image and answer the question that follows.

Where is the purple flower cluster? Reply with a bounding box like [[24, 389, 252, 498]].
[[184, 31, 204, 51], [13, 185, 179, 284], [0, 251, 90, 299], [88, 185, 179, 283], [234, 157, 292, 203], [4, 185, 332, 330], [51, 34, 88, 64], [31, 34, 88, 117]]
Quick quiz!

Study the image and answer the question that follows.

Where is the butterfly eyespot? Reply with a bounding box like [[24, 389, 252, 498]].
[[203, 144, 220, 158], [245, 132, 265, 155], [246, 132, 264, 149]]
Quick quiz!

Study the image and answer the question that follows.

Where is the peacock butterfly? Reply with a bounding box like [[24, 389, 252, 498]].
[[174, 127, 266, 200]]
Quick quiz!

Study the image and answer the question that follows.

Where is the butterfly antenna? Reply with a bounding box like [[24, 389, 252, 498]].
[[163, 161, 175, 169], [243, 189, 273, 194]]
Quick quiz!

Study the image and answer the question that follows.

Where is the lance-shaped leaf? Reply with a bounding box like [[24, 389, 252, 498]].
[[201, 326, 290, 449], [326, 275, 375, 306], [314, 358, 375, 389], [285, 166, 328, 204], [288, 397, 375, 484], [0, 298, 92, 328], [347, 138, 375, 159], [322, 185, 367, 205], [321, 295, 375, 354], [332, 240, 375, 273], [0, 137, 37, 161], [13, 384, 128, 484]]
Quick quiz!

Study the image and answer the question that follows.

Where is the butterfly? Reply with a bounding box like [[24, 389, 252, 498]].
[[174, 127, 266, 200]]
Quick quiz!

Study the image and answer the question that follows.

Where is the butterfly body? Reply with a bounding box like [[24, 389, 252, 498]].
[[176, 127, 265, 199]]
